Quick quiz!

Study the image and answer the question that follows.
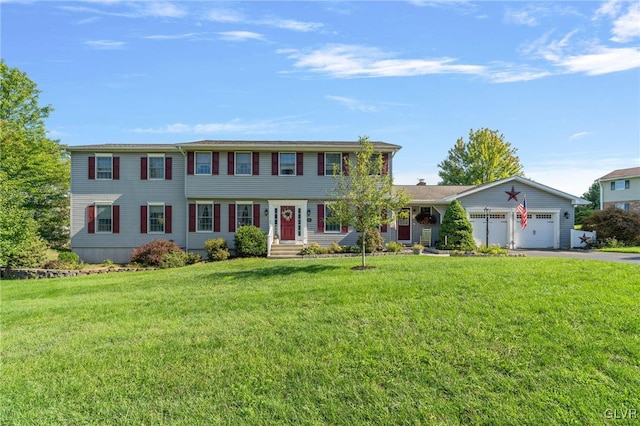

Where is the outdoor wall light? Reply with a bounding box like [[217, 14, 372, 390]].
[[564, 211, 570, 219], [264, 208, 269, 216], [307, 209, 311, 217]]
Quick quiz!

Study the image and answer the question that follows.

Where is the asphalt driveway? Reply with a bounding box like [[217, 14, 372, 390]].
[[513, 249, 640, 264]]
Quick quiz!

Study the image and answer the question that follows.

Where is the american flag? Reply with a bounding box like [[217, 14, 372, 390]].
[[517, 197, 527, 229]]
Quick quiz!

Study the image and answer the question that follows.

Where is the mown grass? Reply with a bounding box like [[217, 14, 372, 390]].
[[2, 256, 639, 425], [599, 246, 640, 254]]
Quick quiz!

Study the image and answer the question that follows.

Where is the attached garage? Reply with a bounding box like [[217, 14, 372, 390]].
[[469, 212, 509, 247], [514, 212, 557, 249]]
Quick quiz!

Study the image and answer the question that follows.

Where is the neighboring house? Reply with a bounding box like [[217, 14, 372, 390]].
[[68, 140, 399, 263], [598, 167, 640, 213], [396, 176, 589, 249], [69, 141, 589, 263]]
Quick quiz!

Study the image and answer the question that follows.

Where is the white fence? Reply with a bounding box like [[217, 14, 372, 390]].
[[570, 229, 596, 248]]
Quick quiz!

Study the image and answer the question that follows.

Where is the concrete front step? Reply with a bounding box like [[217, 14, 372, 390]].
[[269, 244, 304, 258]]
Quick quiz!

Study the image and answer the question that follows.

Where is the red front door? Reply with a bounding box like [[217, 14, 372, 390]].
[[280, 206, 296, 241], [398, 208, 411, 240]]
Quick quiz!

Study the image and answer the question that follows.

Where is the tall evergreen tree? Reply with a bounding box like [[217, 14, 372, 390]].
[[0, 61, 70, 247], [437, 199, 476, 250], [438, 128, 524, 185]]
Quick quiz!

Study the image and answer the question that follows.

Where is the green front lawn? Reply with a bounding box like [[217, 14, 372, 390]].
[[2, 256, 639, 424], [599, 246, 640, 254]]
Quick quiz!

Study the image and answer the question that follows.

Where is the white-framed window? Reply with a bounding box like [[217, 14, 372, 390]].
[[197, 202, 213, 232], [96, 204, 112, 233], [325, 153, 342, 176], [196, 152, 211, 175], [279, 152, 296, 175], [148, 154, 165, 180], [237, 203, 253, 226], [149, 204, 165, 233], [325, 204, 341, 233], [615, 203, 630, 211], [611, 180, 630, 191], [96, 154, 113, 180], [235, 152, 252, 175]]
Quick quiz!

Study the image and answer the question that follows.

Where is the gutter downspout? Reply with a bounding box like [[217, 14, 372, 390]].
[[177, 146, 188, 253]]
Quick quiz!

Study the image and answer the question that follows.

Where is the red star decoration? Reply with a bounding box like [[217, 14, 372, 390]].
[[579, 233, 590, 244], [505, 186, 520, 202]]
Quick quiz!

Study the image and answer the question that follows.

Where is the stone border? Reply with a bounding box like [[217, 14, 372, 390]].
[[1, 267, 156, 280]]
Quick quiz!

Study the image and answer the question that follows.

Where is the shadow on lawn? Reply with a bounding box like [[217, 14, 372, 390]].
[[204, 263, 341, 283]]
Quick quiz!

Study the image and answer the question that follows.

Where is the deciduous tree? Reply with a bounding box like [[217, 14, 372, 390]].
[[0, 61, 70, 247], [329, 136, 411, 269], [438, 128, 524, 185]]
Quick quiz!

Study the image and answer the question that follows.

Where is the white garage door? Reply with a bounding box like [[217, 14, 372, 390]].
[[516, 213, 555, 248], [470, 213, 508, 247]]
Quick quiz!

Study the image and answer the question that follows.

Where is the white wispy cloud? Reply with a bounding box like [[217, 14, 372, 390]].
[[258, 17, 323, 32], [139, 2, 186, 18], [504, 7, 539, 27], [559, 45, 640, 75], [280, 44, 485, 78], [84, 39, 125, 49], [325, 95, 377, 112], [131, 117, 308, 135], [217, 31, 265, 42], [144, 32, 204, 41], [610, 1, 640, 43], [569, 131, 589, 141], [204, 8, 244, 23]]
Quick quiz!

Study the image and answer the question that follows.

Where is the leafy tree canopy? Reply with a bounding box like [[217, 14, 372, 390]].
[[329, 136, 412, 268], [575, 181, 600, 225], [0, 61, 70, 246], [438, 128, 524, 185]]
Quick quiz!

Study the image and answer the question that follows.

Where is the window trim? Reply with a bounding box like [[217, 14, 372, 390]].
[[95, 202, 113, 233], [148, 203, 166, 234], [147, 154, 165, 180], [611, 179, 631, 191], [324, 152, 342, 176], [195, 152, 212, 176], [95, 154, 113, 180], [196, 201, 214, 232], [235, 152, 252, 176], [236, 202, 254, 227], [279, 152, 296, 176]]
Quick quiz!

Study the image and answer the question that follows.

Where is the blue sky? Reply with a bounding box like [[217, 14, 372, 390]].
[[3, 0, 639, 196]]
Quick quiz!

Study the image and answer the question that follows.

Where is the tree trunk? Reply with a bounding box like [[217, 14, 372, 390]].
[[361, 233, 366, 268]]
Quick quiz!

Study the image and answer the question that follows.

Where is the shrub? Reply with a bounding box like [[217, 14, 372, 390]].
[[234, 225, 267, 257], [205, 238, 229, 262], [330, 242, 343, 253], [356, 228, 384, 253], [58, 251, 79, 264], [301, 242, 329, 255], [582, 207, 640, 245], [186, 252, 201, 265], [43, 260, 67, 269], [131, 239, 184, 267], [477, 244, 508, 255], [160, 251, 188, 269], [437, 200, 476, 251], [385, 241, 403, 252]]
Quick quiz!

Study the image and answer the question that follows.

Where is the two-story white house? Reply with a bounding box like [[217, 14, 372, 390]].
[[69, 140, 399, 263], [598, 167, 640, 213]]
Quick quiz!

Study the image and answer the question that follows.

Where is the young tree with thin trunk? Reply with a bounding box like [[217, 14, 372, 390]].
[[329, 136, 411, 269]]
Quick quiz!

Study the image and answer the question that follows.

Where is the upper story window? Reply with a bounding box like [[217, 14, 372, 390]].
[[196, 152, 211, 175], [236, 152, 252, 175], [96, 154, 113, 180], [279, 153, 296, 175], [325, 153, 342, 176], [148, 154, 165, 180], [611, 180, 630, 191]]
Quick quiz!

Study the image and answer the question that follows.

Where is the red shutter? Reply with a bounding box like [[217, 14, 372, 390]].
[[382, 153, 389, 175], [253, 204, 261, 228], [380, 210, 387, 233], [141, 157, 148, 180], [272, 153, 278, 175], [113, 157, 120, 180], [296, 152, 303, 176], [212, 152, 219, 175], [229, 204, 236, 232], [342, 224, 348, 233], [317, 204, 325, 233], [87, 205, 95, 233], [140, 206, 148, 234], [342, 153, 349, 176], [252, 152, 259, 176], [165, 157, 172, 180], [189, 203, 196, 232], [88, 156, 95, 180], [165, 205, 172, 234], [318, 153, 324, 176], [214, 204, 221, 232], [187, 152, 194, 175], [227, 152, 234, 175], [113, 205, 120, 234]]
